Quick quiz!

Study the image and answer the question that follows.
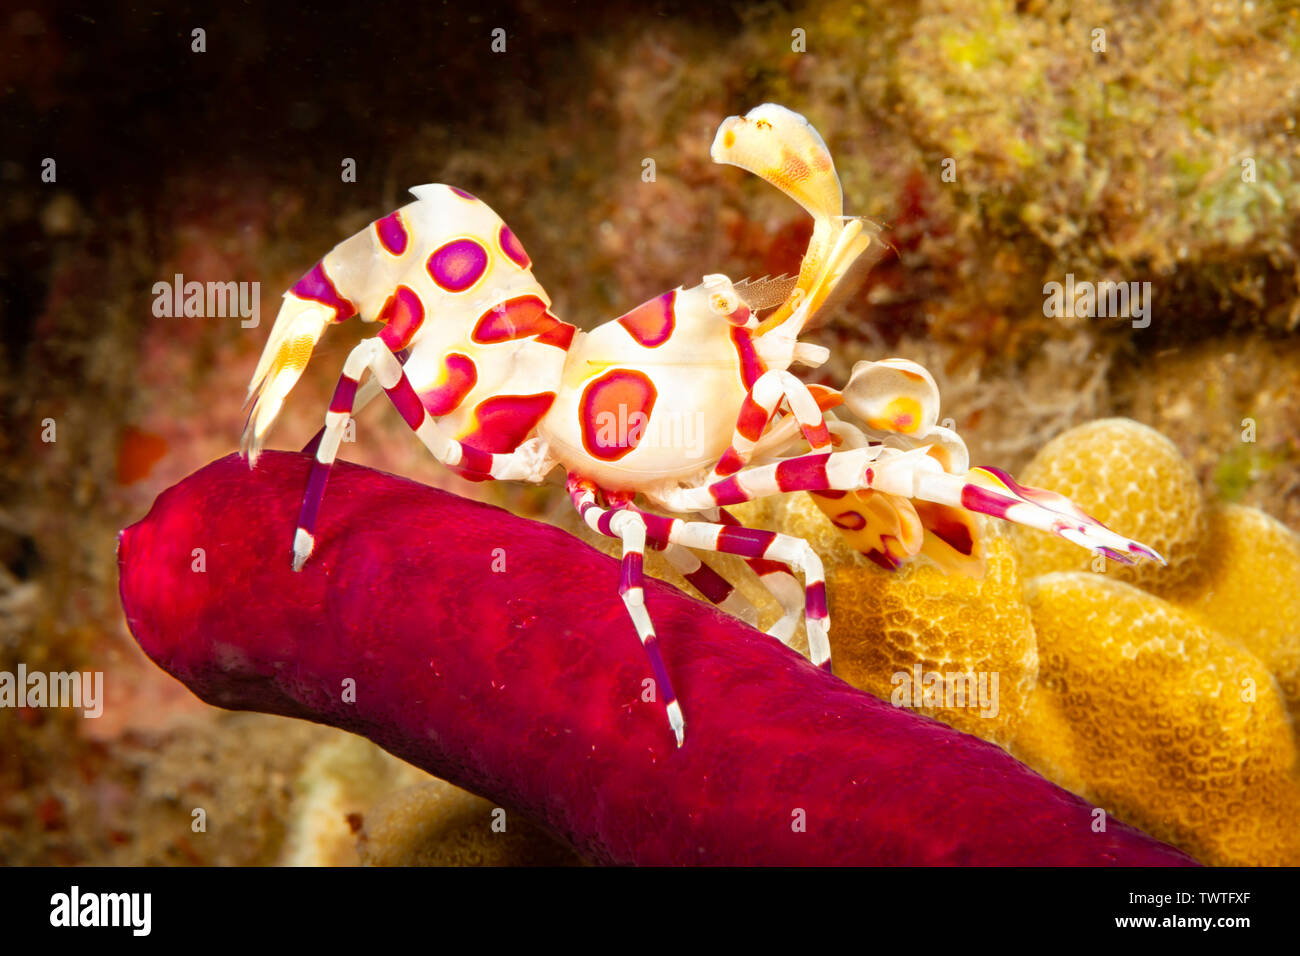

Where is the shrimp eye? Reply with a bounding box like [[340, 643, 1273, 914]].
[[709, 290, 739, 315]]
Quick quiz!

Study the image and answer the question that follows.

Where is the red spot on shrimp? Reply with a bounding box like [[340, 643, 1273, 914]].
[[616, 291, 676, 348], [471, 296, 550, 343], [914, 502, 976, 556], [328, 376, 358, 415], [717, 526, 776, 559], [374, 211, 409, 256], [535, 315, 576, 350], [419, 353, 478, 416], [498, 224, 531, 270], [427, 239, 488, 293], [960, 484, 1014, 521], [806, 580, 828, 619], [385, 375, 426, 431], [725, 302, 752, 327], [831, 510, 867, 531], [461, 392, 556, 453], [579, 370, 657, 461], [715, 447, 745, 476], [637, 510, 676, 547], [736, 394, 771, 442], [471, 299, 575, 350], [455, 443, 495, 479], [618, 550, 643, 595], [748, 556, 788, 577], [683, 562, 735, 605], [807, 384, 844, 411], [859, 546, 896, 570], [730, 326, 765, 389], [775, 453, 831, 492], [801, 421, 832, 448], [709, 476, 748, 506], [976, 465, 1096, 523], [377, 286, 425, 350], [291, 261, 356, 322]]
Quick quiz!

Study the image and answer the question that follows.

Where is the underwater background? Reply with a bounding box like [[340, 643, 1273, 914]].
[[2, 0, 1299, 865]]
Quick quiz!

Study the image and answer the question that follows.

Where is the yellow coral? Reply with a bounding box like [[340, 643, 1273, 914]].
[[737, 493, 1038, 746], [357, 779, 583, 866], [1008, 417, 1207, 594], [1012, 572, 1300, 866], [1166, 503, 1300, 725]]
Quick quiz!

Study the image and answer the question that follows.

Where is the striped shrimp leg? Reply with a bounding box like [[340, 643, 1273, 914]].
[[662, 446, 1166, 566], [568, 478, 686, 747], [631, 507, 832, 672], [716, 508, 805, 645], [660, 543, 758, 627], [709, 371, 839, 481], [292, 338, 555, 570]]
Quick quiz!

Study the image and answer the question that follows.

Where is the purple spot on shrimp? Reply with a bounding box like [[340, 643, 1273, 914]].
[[427, 239, 489, 293], [1100, 546, 1137, 566], [328, 376, 358, 415], [298, 463, 330, 534], [498, 224, 531, 269], [683, 563, 733, 605], [616, 291, 676, 348], [374, 211, 409, 256], [807, 580, 828, 619], [775, 453, 832, 493], [619, 552, 643, 595], [831, 510, 867, 531], [717, 526, 776, 560], [708, 476, 748, 507], [291, 261, 356, 322], [641, 633, 675, 705], [449, 186, 478, 201], [638, 511, 675, 549], [960, 485, 1014, 521], [385, 375, 427, 431]]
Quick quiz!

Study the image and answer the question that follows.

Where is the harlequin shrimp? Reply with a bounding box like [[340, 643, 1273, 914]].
[[242, 104, 1163, 747]]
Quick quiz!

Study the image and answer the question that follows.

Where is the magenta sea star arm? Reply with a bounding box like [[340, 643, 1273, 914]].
[[117, 452, 1196, 867]]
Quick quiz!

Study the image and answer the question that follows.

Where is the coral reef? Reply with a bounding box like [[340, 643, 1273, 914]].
[[1165, 504, 1300, 723], [357, 779, 583, 867], [1007, 418, 1208, 593], [118, 453, 1194, 866], [1001, 418, 1300, 865], [733, 495, 1038, 746], [1012, 573, 1300, 867]]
